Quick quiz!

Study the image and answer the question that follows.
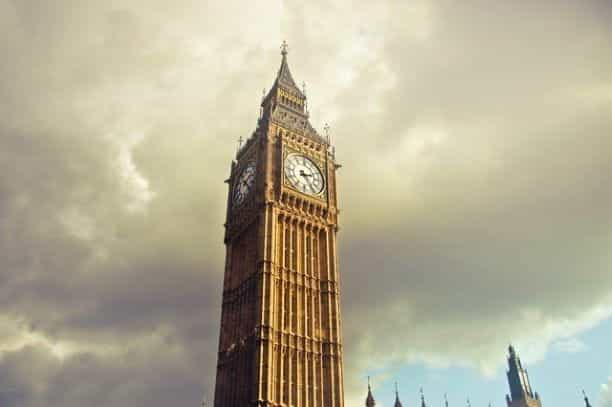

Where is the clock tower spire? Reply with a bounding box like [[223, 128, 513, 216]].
[[213, 43, 344, 406]]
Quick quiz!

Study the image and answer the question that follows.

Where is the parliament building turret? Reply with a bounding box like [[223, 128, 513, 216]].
[[363, 346, 553, 407], [505, 345, 542, 407]]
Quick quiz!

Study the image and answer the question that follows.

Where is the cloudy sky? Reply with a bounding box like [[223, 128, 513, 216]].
[[1, 0, 612, 406]]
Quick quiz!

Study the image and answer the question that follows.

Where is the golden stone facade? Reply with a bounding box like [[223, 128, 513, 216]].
[[214, 44, 345, 406]]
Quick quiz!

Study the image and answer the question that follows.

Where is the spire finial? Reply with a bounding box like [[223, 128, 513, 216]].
[[281, 40, 288, 57], [324, 122, 330, 143], [420, 387, 426, 407], [392, 381, 403, 407], [303, 81, 309, 114], [237, 136, 244, 154], [583, 390, 592, 407], [445, 393, 449, 407]]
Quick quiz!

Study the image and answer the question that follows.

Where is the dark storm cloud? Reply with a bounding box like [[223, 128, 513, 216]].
[[330, 1, 612, 399], [1, 0, 612, 406]]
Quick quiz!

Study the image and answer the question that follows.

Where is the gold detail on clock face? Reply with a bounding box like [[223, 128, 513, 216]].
[[284, 154, 325, 196], [232, 161, 256, 206]]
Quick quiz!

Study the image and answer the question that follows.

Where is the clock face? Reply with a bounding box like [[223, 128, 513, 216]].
[[284, 154, 325, 196], [232, 162, 256, 206]]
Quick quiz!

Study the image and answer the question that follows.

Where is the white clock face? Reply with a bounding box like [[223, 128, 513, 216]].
[[284, 154, 325, 196], [232, 162, 256, 206]]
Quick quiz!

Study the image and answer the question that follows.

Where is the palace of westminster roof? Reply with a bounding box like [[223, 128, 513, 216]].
[[363, 345, 594, 407]]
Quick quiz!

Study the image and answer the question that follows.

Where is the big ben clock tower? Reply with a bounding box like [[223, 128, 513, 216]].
[[213, 43, 345, 406]]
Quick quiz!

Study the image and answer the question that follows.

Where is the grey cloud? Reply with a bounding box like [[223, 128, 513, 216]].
[[1, 0, 612, 406], [0, 343, 209, 407], [334, 0, 612, 398]]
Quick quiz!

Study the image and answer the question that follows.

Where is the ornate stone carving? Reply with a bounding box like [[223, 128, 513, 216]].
[[214, 45, 344, 407]]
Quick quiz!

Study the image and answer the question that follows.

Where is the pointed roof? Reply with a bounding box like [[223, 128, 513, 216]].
[[366, 376, 376, 407], [269, 41, 305, 98], [393, 382, 403, 407], [421, 387, 427, 407], [257, 42, 328, 144], [277, 41, 298, 89]]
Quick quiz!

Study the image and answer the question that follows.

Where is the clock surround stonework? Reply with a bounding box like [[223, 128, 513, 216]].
[[213, 47, 345, 406]]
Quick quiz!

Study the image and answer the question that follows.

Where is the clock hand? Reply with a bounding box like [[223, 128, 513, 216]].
[[302, 173, 316, 192]]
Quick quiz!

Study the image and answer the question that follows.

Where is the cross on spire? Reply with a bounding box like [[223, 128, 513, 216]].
[[281, 40, 288, 56], [237, 136, 244, 153]]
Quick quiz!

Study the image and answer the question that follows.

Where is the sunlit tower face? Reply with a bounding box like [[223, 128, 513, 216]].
[[284, 154, 325, 196], [213, 43, 344, 406]]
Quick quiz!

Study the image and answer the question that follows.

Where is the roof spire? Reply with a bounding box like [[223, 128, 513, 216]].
[[272, 40, 301, 93], [421, 387, 427, 407], [583, 390, 592, 407], [445, 393, 449, 407], [302, 81, 309, 114], [365, 376, 376, 407], [393, 382, 403, 407]]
